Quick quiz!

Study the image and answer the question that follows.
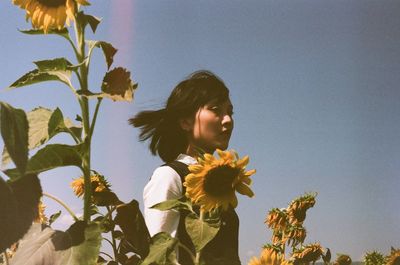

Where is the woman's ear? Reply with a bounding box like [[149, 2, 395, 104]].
[[179, 117, 193, 132]]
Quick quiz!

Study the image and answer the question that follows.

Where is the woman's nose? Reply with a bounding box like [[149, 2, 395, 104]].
[[222, 113, 233, 127]]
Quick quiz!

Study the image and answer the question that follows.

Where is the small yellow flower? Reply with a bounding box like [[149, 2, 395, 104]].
[[184, 149, 255, 213], [292, 243, 324, 264], [287, 193, 316, 225], [71, 174, 110, 197], [12, 0, 90, 33], [386, 248, 400, 265], [34, 200, 48, 224]]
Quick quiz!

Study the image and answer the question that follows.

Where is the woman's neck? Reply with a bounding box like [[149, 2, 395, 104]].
[[185, 144, 214, 158]]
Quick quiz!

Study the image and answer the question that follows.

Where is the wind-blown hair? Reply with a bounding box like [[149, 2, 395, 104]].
[[129, 70, 230, 162]]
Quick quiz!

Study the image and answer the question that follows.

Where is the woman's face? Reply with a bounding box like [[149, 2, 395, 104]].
[[185, 98, 234, 153]]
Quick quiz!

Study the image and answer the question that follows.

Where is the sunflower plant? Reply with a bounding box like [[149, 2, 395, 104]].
[[151, 149, 256, 265], [0, 1, 148, 264]]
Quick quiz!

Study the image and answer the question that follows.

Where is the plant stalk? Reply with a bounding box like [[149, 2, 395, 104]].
[[43, 192, 79, 221], [74, 12, 92, 222], [195, 210, 205, 265]]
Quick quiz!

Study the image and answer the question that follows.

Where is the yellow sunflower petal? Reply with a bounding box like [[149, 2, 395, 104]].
[[236, 155, 249, 168]]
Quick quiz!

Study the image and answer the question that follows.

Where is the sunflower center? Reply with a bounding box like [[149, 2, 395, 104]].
[[203, 165, 240, 197], [37, 0, 67, 7]]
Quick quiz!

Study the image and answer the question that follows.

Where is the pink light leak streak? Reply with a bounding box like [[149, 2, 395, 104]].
[[109, 0, 134, 66]]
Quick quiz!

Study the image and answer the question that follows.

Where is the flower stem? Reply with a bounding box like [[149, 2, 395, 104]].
[[195, 210, 205, 265], [178, 242, 196, 264], [43, 192, 79, 221], [74, 11, 93, 222], [106, 206, 119, 262]]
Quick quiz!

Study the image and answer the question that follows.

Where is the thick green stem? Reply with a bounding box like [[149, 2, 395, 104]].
[[74, 12, 92, 222]]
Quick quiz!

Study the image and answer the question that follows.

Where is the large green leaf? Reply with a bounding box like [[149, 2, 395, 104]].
[[0, 174, 42, 252], [4, 144, 83, 180], [9, 221, 102, 265], [9, 69, 71, 89], [185, 213, 220, 252], [87, 40, 117, 69], [140, 232, 178, 265], [114, 200, 150, 258], [0, 102, 29, 176], [2, 107, 82, 168], [101, 67, 137, 102], [34, 58, 72, 72], [151, 197, 193, 212]]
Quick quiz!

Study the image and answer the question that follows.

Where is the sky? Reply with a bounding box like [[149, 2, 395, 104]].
[[1, 0, 399, 263]]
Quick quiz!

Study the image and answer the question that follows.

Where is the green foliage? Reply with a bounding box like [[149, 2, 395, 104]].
[[114, 199, 150, 258], [0, 174, 42, 253], [87, 40, 117, 69], [364, 250, 386, 265], [141, 232, 179, 265], [8, 68, 72, 89], [151, 197, 194, 212], [19, 28, 69, 38], [101, 67, 137, 102], [185, 213, 220, 253], [4, 144, 83, 180], [0, 102, 29, 176], [9, 222, 102, 265]]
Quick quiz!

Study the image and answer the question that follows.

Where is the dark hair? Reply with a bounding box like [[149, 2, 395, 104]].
[[129, 70, 230, 162]]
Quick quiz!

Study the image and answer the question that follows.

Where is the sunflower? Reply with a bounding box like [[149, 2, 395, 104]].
[[363, 250, 385, 265], [386, 248, 400, 265], [71, 173, 110, 198], [333, 254, 352, 265], [248, 256, 261, 265], [265, 208, 288, 231], [34, 200, 48, 224], [287, 193, 316, 225], [183, 149, 255, 213], [260, 247, 286, 265], [292, 243, 324, 264], [284, 225, 306, 247], [12, 0, 90, 33]]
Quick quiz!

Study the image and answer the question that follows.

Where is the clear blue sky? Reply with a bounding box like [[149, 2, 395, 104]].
[[1, 1, 399, 263]]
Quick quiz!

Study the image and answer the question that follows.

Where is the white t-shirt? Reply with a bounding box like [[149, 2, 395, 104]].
[[143, 154, 197, 237]]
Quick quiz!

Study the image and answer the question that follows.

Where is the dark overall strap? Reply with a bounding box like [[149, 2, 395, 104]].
[[165, 161, 241, 265], [165, 161, 196, 265]]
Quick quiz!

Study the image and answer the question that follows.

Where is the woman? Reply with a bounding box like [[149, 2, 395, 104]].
[[130, 70, 240, 265]]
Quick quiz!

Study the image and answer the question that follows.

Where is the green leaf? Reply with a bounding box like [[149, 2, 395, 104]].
[[101, 67, 137, 102], [0, 174, 42, 253], [48, 108, 82, 140], [33, 58, 72, 72], [185, 213, 220, 252], [77, 12, 101, 33], [9, 221, 102, 265], [114, 200, 150, 258], [151, 197, 193, 212], [2, 107, 82, 168], [1, 146, 12, 169], [48, 210, 62, 226], [0, 102, 29, 176], [140, 232, 179, 265], [4, 144, 83, 180], [87, 40, 117, 69], [19, 28, 69, 38], [8, 69, 70, 89]]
